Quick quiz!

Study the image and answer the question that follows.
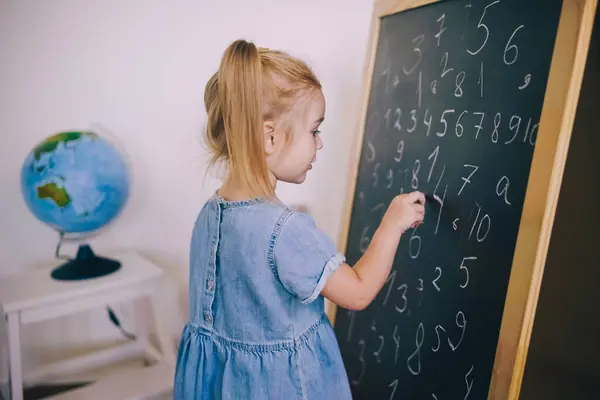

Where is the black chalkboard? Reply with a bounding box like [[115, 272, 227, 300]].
[[333, 0, 564, 399]]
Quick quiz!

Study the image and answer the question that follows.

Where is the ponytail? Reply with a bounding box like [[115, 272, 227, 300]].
[[216, 40, 274, 198]]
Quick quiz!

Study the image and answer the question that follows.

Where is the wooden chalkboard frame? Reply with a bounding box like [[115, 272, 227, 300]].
[[326, 0, 598, 398]]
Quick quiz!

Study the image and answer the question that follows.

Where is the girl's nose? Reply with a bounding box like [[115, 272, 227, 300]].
[[316, 135, 323, 150]]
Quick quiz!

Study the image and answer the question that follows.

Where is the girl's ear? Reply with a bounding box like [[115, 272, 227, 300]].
[[264, 121, 276, 155]]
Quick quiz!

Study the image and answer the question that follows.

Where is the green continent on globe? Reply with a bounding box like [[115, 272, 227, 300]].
[[37, 182, 71, 207], [33, 131, 96, 160]]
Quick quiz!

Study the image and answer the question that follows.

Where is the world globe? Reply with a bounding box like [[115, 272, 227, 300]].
[[20, 130, 130, 280]]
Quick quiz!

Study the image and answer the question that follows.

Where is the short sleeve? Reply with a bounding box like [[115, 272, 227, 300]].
[[273, 211, 345, 304]]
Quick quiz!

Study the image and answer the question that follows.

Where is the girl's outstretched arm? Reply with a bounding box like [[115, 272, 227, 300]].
[[322, 191, 425, 311]]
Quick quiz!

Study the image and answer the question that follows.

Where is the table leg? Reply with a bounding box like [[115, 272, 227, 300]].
[[148, 292, 176, 366], [7, 313, 22, 400], [133, 298, 151, 364]]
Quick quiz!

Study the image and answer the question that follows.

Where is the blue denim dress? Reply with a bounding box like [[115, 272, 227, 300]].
[[174, 195, 352, 399]]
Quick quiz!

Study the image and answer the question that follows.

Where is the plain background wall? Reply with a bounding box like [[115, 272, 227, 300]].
[[0, 0, 373, 377], [0, 304, 8, 398]]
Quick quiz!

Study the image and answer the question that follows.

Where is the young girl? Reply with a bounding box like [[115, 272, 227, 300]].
[[174, 39, 425, 399]]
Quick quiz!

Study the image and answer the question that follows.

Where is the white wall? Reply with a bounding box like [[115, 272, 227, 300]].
[[0, 0, 373, 379]]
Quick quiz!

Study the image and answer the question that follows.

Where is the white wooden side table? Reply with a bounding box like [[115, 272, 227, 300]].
[[0, 250, 176, 400]]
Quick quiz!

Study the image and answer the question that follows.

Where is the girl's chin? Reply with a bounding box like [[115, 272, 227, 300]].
[[280, 173, 308, 185]]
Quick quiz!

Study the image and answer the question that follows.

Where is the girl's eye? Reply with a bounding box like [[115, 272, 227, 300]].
[[312, 130, 321, 137]]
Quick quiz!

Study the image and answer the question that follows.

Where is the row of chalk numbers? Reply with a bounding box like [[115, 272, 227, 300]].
[[400, 1, 529, 80], [349, 313, 474, 400], [348, 317, 466, 379], [363, 144, 508, 233], [381, 108, 539, 146]]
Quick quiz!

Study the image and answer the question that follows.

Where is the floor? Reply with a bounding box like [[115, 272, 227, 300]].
[[16, 352, 600, 399], [23, 383, 91, 400], [23, 385, 171, 400], [21, 358, 173, 400]]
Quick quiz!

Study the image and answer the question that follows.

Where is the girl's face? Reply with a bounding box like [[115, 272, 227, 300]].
[[265, 91, 325, 185]]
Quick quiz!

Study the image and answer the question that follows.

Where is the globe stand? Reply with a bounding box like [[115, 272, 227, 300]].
[[51, 244, 121, 281]]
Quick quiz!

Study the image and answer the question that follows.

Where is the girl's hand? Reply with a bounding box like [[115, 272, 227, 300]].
[[382, 191, 426, 234]]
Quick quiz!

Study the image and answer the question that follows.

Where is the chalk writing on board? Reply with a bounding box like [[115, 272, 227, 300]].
[[334, 0, 563, 398], [519, 74, 532, 90]]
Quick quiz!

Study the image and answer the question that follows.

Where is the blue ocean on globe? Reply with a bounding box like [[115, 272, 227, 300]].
[[21, 131, 130, 233]]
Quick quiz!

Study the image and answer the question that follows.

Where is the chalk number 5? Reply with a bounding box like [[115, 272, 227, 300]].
[[467, 1, 500, 56]]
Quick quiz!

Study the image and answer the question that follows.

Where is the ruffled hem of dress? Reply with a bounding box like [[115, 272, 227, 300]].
[[180, 313, 330, 353]]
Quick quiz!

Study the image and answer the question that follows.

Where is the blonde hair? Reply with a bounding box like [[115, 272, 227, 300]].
[[204, 39, 322, 198]]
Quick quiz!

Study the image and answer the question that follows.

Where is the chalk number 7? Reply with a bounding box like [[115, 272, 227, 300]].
[[467, 0, 500, 56]]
